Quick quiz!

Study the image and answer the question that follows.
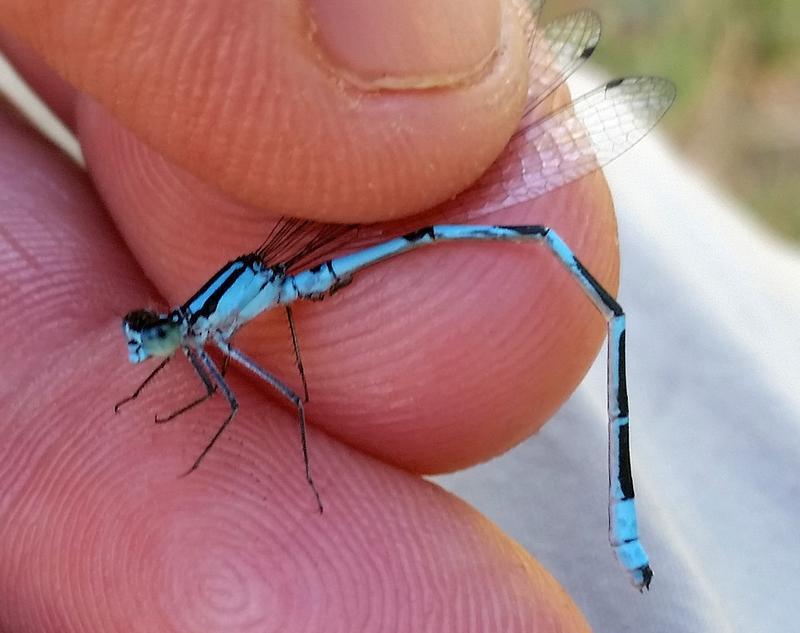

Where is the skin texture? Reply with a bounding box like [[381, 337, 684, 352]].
[[0, 1, 618, 630]]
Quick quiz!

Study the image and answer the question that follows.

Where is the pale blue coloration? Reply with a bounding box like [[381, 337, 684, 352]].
[[236, 278, 283, 323], [189, 263, 267, 333], [611, 497, 640, 542], [329, 237, 420, 276], [283, 265, 337, 300]]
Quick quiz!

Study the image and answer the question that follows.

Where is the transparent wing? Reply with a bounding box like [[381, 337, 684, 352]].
[[255, 219, 360, 272], [523, 9, 602, 121], [434, 76, 676, 222], [517, 0, 544, 51], [254, 77, 675, 270]]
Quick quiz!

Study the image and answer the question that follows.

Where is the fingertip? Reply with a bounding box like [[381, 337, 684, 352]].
[[6, 0, 530, 221], [1, 350, 592, 632]]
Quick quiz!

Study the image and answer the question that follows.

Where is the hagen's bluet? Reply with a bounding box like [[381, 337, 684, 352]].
[[115, 4, 675, 592]]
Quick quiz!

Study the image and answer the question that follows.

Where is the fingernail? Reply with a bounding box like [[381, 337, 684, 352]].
[[306, 0, 501, 89]]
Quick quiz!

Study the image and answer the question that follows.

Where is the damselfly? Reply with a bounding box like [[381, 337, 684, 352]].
[[115, 3, 675, 591]]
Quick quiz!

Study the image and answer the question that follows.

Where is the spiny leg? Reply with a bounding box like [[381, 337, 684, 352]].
[[180, 348, 239, 476], [285, 305, 310, 403], [114, 357, 170, 413], [286, 224, 649, 587], [155, 348, 217, 424], [213, 333, 324, 514]]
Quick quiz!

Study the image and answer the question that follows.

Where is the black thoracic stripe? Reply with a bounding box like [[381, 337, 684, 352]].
[[403, 226, 436, 242], [606, 77, 624, 89], [185, 259, 251, 323], [574, 259, 624, 316], [617, 330, 629, 417], [618, 423, 635, 500]]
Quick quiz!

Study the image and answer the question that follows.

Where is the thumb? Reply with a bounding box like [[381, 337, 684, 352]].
[[1, 0, 529, 221]]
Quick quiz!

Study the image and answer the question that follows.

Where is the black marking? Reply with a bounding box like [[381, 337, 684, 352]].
[[328, 274, 353, 296], [640, 565, 653, 591], [617, 329, 629, 417], [606, 77, 624, 89], [574, 259, 623, 316], [403, 226, 436, 242], [123, 309, 162, 331], [255, 266, 283, 294], [505, 225, 549, 237], [308, 260, 339, 279], [257, 277, 274, 293], [617, 423, 635, 500], [185, 255, 259, 323], [304, 261, 346, 301], [580, 44, 596, 59]]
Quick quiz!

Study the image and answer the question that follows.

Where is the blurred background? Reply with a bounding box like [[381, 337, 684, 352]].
[[546, 0, 800, 243]]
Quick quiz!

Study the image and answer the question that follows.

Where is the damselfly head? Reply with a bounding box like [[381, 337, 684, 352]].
[[122, 309, 182, 363]]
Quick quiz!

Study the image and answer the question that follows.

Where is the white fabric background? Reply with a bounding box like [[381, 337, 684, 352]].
[[438, 89, 800, 632]]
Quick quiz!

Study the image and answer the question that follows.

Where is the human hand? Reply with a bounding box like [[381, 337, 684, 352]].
[[0, 1, 619, 630]]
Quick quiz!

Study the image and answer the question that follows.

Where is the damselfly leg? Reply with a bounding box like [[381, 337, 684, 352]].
[[154, 348, 217, 424], [212, 334, 324, 514], [285, 306, 310, 403], [114, 357, 171, 413], [179, 347, 239, 477]]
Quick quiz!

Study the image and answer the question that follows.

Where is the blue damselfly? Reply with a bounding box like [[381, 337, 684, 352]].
[[116, 4, 675, 591]]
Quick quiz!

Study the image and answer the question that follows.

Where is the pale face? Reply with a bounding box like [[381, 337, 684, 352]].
[[122, 310, 183, 363]]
